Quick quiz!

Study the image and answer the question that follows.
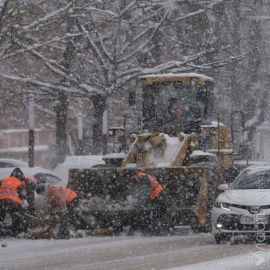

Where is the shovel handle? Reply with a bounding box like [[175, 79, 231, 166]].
[[92, 207, 141, 236], [23, 212, 42, 221], [112, 207, 140, 228]]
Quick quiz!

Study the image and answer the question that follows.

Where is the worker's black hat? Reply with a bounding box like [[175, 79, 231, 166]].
[[36, 183, 46, 195], [34, 173, 47, 185], [169, 97, 177, 102], [10, 168, 25, 182], [123, 168, 139, 179]]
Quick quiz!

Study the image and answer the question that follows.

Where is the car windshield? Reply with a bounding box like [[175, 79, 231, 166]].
[[230, 168, 270, 189]]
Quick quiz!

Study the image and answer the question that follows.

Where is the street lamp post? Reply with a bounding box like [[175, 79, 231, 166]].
[[28, 94, 34, 167], [102, 110, 108, 155]]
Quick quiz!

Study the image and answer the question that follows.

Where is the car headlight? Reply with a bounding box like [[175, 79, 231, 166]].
[[214, 201, 231, 211]]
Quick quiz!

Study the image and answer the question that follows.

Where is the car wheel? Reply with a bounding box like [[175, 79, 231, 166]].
[[214, 233, 231, 244]]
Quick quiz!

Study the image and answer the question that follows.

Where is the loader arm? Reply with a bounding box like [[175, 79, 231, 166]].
[[121, 132, 199, 168], [120, 133, 166, 168], [170, 133, 199, 167]]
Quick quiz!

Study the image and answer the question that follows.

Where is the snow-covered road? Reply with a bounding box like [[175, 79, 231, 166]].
[[0, 228, 269, 270]]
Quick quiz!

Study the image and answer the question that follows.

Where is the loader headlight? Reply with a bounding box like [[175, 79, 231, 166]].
[[214, 201, 231, 211]]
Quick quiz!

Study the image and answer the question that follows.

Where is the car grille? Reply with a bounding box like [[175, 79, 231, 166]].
[[228, 204, 270, 214], [216, 214, 270, 231]]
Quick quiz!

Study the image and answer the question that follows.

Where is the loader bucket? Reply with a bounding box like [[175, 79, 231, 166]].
[[68, 166, 214, 229]]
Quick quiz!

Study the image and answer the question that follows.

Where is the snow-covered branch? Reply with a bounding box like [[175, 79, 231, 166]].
[[21, 2, 74, 32], [117, 9, 170, 64], [81, 25, 110, 85], [186, 50, 253, 69], [0, 73, 75, 93], [0, 73, 101, 96], [2, 33, 85, 60]]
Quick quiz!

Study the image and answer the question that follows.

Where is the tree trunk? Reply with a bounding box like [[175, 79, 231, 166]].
[[91, 94, 106, 155], [230, 0, 241, 112], [53, 91, 68, 167], [52, 15, 79, 167]]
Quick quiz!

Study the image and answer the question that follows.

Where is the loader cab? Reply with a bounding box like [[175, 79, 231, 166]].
[[137, 74, 214, 136]]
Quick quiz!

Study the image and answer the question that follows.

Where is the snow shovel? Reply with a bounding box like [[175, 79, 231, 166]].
[[23, 212, 44, 223], [25, 214, 54, 239], [92, 206, 141, 236], [30, 227, 54, 239], [23, 212, 49, 230]]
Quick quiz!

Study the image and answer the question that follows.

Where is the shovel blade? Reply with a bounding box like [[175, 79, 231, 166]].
[[92, 228, 114, 236], [31, 229, 54, 239]]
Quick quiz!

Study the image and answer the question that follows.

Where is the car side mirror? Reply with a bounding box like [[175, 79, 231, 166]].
[[218, 183, 229, 191]]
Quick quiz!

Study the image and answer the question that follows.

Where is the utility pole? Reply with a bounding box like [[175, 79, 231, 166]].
[[28, 94, 34, 167], [78, 113, 83, 155], [102, 110, 108, 155]]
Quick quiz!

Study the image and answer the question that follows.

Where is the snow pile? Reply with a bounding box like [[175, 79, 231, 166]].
[[78, 196, 136, 212], [148, 134, 182, 165], [171, 252, 262, 270]]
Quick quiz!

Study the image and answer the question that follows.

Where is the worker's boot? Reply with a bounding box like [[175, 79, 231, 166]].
[[57, 218, 70, 239], [56, 228, 70, 239], [56, 233, 70, 239]]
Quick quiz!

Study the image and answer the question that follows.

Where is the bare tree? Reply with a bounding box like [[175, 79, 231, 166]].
[[0, 0, 251, 164]]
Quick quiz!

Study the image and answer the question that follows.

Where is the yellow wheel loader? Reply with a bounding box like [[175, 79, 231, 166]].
[[68, 73, 242, 234]]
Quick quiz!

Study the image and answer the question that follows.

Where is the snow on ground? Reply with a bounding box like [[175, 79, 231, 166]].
[[172, 251, 270, 270], [0, 229, 268, 270], [0, 231, 201, 270]]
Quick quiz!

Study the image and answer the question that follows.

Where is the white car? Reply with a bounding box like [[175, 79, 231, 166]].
[[0, 158, 62, 184], [53, 155, 105, 186], [0, 167, 62, 184], [212, 165, 270, 243], [0, 158, 29, 168]]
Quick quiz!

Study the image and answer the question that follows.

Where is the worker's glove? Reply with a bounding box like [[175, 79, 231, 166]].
[[136, 205, 145, 210], [30, 209, 37, 216], [61, 211, 67, 220], [50, 219, 56, 228]]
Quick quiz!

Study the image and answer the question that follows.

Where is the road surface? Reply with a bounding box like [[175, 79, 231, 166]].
[[0, 227, 269, 270]]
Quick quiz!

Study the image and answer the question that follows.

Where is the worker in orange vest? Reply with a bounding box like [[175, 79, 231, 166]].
[[36, 184, 79, 239], [21, 173, 47, 214], [124, 169, 168, 234], [0, 168, 28, 236], [165, 97, 181, 121]]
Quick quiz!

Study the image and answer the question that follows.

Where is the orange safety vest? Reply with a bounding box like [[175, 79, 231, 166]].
[[137, 172, 163, 200], [21, 175, 36, 197], [166, 108, 181, 118], [0, 177, 22, 204], [49, 186, 77, 205]]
